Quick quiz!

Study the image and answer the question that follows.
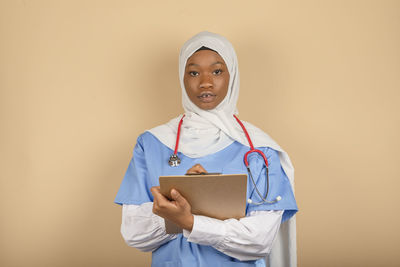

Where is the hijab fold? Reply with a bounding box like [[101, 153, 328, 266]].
[[148, 31, 297, 267]]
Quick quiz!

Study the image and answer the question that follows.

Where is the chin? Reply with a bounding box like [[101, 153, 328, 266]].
[[197, 103, 216, 110]]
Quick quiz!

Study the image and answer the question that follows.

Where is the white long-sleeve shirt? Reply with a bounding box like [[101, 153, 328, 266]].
[[121, 202, 283, 261]]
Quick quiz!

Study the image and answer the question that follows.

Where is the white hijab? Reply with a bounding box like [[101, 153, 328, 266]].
[[148, 31, 297, 267]]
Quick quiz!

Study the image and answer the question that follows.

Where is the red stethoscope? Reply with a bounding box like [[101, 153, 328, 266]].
[[168, 114, 281, 205]]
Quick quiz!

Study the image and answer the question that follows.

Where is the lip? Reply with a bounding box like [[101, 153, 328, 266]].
[[197, 91, 216, 103]]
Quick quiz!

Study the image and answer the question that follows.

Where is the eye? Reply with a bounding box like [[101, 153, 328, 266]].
[[189, 71, 199, 77], [213, 69, 223, 75]]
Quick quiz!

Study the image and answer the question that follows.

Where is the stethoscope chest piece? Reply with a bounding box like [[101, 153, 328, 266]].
[[169, 154, 181, 167]]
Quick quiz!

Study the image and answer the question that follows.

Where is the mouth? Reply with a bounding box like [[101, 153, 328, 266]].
[[197, 92, 216, 103]]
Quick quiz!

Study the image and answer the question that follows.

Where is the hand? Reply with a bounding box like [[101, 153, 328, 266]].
[[186, 164, 208, 174], [150, 186, 194, 231]]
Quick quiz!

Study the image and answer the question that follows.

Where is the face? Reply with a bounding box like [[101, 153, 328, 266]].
[[184, 49, 230, 110]]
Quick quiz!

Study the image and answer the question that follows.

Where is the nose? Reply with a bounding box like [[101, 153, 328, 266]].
[[199, 74, 213, 89]]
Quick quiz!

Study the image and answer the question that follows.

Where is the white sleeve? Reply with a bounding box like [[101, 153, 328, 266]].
[[120, 202, 177, 252], [182, 210, 284, 261]]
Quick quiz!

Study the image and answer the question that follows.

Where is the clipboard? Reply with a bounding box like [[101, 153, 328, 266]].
[[159, 173, 247, 234]]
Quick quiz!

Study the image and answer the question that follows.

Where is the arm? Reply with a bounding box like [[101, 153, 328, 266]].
[[117, 135, 178, 251], [182, 210, 283, 261], [150, 183, 283, 261], [149, 164, 284, 261], [120, 202, 177, 252]]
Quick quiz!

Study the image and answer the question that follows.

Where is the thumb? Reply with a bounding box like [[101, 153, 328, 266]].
[[171, 189, 187, 206]]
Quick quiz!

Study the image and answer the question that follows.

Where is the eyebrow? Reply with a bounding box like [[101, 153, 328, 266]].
[[212, 61, 225, 66], [187, 61, 225, 67]]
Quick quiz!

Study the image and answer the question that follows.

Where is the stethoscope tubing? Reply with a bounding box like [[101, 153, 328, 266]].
[[169, 114, 280, 205], [173, 114, 185, 155]]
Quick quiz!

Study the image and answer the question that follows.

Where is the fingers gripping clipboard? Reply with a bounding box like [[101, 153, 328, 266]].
[[159, 173, 247, 234]]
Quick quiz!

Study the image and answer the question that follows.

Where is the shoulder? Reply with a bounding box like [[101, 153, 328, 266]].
[[137, 131, 156, 143], [144, 115, 181, 151], [239, 120, 283, 153], [135, 131, 162, 149], [130, 132, 171, 163], [253, 146, 281, 166], [263, 146, 280, 157]]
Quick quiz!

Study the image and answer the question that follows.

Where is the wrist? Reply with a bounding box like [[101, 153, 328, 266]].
[[181, 214, 194, 231]]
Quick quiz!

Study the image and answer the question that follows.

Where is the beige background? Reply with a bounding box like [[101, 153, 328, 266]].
[[1, 0, 399, 266]]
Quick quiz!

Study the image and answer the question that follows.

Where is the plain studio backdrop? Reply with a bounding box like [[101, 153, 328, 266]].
[[1, 1, 399, 266]]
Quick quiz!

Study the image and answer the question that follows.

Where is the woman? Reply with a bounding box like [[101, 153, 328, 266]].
[[115, 31, 298, 267]]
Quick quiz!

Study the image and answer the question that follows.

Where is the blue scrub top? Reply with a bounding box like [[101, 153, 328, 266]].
[[115, 131, 298, 267]]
